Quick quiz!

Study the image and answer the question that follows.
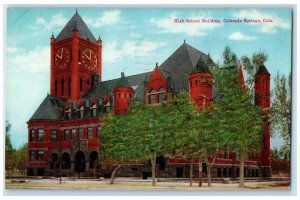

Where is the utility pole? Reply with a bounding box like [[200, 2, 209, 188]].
[[59, 131, 62, 184]]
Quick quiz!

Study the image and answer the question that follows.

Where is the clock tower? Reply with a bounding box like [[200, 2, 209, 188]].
[[50, 10, 102, 101]]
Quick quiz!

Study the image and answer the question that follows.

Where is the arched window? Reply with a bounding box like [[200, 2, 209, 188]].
[[91, 104, 97, 117], [79, 106, 84, 119], [149, 89, 156, 104], [158, 88, 165, 103]]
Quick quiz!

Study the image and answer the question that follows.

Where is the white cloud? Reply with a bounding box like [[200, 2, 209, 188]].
[[35, 13, 68, 31], [149, 13, 222, 36], [228, 32, 256, 41], [83, 10, 121, 28], [103, 40, 166, 63], [234, 9, 290, 34], [7, 46, 50, 74]]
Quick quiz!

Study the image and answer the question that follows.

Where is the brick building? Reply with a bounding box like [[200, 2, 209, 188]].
[[27, 11, 271, 178]]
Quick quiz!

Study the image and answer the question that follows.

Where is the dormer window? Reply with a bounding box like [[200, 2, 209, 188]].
[[91, 104, 97, 117], [104, 102, 111, 112], [66, 107, 71, 120], [149, 89, 156, 104], [79, 106, 84, 119], [158, 88, 166, 103]]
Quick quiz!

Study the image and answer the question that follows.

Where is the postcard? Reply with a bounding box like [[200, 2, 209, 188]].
[[5, 6, 292, 191]]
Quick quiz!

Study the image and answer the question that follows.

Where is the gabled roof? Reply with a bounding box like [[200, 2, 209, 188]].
[[56, 11, 97, 42], [256, 64, 270, 75], [30, 95, 66, 120], [159, 42, 209, 91]]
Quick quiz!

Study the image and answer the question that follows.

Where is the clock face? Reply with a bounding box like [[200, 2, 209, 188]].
[[81, 48, 97, 71], [55, 48, 70, 70]]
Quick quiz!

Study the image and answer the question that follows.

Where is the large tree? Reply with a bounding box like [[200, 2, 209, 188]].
[[214, 47, 264, 187], [271, 72, 291, 160]]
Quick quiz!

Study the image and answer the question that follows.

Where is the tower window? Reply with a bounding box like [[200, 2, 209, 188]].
[[62, 78, 64, 96], [55, 80, 57, 96], [80, 77, 83, 92], [68, 78, 71, 97]]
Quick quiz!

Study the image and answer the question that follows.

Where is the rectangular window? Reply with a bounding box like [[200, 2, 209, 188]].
[[97, 127, 101, 138], [236, 151, 240, 160], [64, 130, 69, 140], [37, 150, 44, 161], [51, 130, 57, 141], [72, 129, 76, 140], [88, 127, 93, 139], [38, 129, 44, 142], [79, 128, 84, 139], [30, 129, 35, 142], [30, 150, 35, 161]]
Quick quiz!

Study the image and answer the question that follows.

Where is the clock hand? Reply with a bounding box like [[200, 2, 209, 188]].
[[83, 51, 91, 60]]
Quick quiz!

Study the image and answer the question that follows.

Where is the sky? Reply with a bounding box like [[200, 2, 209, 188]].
[[5, 7, 292, 149]]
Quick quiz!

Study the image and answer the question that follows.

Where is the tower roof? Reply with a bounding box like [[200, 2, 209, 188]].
[[256, 64, 270, 75], [191, 56, 211, 74], [56, 11, 97, 42], [115, 72, 132, 88]]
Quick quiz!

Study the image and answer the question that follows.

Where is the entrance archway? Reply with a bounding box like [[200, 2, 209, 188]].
[[49, 153, 59, 170], [89, 151, 98, 176], [75, 151, 86, 173], [89, 151, 98, 169], [62, 152, 71, 169]]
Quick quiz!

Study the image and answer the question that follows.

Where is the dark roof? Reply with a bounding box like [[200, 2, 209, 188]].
[[256, 64, 270, 75], [30, 95, 66, 120], [56, 11, 97, 42], [85, 42, 209, 102], [31, 42, 214, 121], [159, 42, 209, 92], [115, 72, 132, 88], [191, 56, 211, 74]]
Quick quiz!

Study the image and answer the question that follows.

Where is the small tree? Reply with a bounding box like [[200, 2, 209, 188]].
[[271, 72, 291, 160], [5, 121, 16, 175]]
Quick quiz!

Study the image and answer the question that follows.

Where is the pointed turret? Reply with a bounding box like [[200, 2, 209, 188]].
[[56, 10, 96, 42], [113, 72, 134, 114], [189, 56, 213, 108], [255, 63, 271, 177]]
